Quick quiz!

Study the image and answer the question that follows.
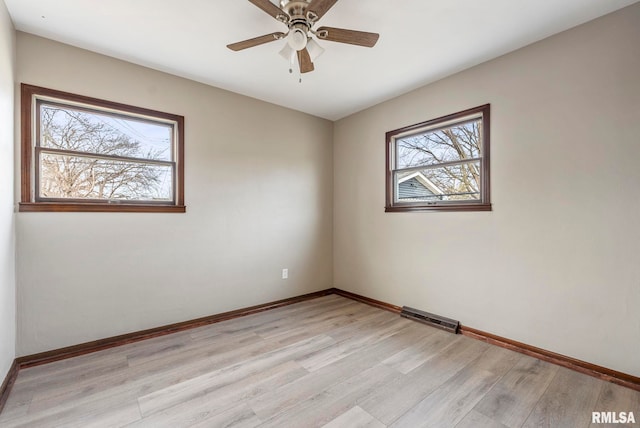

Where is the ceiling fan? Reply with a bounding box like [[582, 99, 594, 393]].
[[227, 0, 380, 75]]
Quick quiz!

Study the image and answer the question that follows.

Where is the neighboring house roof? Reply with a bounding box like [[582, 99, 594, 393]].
[[398, 171, 443, 200]]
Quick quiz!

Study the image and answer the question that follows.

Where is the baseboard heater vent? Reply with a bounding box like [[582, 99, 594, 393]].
[[401, 306, 460, 334]]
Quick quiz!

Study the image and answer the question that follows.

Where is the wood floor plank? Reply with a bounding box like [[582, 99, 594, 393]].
[[390, 367, 500, 428], [62, 402, 142, 428], [467, 344, 521, 376], [137, 334, 333, 416], [522, 366, 603, 428], [126, 330, 258, 368], [128, 361, 305, 427], [25, 332, 277, 415], [325, 308, 399, 343], [256, 302, 373, 347], [189, 295, 351, 340], [382, 328, 448, 374], [15, 351, 130, 386], [474, 355, 560, 427], [297, 316, 412, 372], [322, 406, 385, 428], [187, 403, 262, 428], [0, 388, 32, 425], [358, 336, 489, 425], [3, 393, 141, 428], [257, 363, 401, 427], [184, 295, 344, 341], [252, 299, 357, 340], [17, 356, 130, 398], [248, 321, 427, 421], [123, 331, 201, 366], [455, 409, 509, 428]]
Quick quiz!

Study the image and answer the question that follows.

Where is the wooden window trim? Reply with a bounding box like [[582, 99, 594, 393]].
[[20, 84, 185, 213], [385, 104, 491, 213]]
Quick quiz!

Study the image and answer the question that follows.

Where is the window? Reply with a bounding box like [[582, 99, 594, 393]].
[[20, 84, 185, 212], [385, 104, 491, 212]]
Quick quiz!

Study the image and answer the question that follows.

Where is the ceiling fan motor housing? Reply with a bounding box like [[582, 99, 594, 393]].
[[281, 0, 318, 26]]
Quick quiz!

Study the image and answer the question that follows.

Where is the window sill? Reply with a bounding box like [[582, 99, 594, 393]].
[[19, 202, 186, 213], [385, 203, 492, 213]]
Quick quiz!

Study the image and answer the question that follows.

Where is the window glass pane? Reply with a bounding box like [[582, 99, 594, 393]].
[[39, 103, 173, 161], [395, 161, 481, 202], [396, 119, 482, 169], [39, 152, 173, 201]]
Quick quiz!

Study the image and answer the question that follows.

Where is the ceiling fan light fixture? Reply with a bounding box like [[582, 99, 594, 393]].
[[306, 38, 325, 61], [286, 27, 308, 51], [279, 43, 297, 73], [279, 43, 293, 61]]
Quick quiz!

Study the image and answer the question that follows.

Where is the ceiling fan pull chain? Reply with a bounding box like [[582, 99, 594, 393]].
[[289, 50, 296, 74]]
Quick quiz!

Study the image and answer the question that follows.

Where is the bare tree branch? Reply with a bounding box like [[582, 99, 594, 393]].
[[40, 107, 168, 200]]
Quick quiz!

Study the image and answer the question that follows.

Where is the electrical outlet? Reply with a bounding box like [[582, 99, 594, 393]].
[[282, 268, 288, 279]]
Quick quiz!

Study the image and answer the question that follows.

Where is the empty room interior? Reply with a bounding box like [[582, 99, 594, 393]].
[[1, 0, 639, 427]]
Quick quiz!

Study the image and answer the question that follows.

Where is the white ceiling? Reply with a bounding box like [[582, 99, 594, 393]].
[[5, 0, 638, 120]]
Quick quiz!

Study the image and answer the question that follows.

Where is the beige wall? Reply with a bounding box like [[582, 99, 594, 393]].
[[334, 3, 640, 376], [0, 0, 15, 380], [15, 33, 333, 356]]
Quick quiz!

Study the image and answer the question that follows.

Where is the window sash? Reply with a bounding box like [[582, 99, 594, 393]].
[[393, 117, 483, 170], [393, 160, 483, 205], [35, 148, 176, 204], [36, 99, 177, 161]]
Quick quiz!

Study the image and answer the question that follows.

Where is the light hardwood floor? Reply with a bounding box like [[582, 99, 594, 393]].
[[1, 295, 638, 427]]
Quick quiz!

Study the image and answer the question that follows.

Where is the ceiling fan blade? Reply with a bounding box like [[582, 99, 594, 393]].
[[306, 0, 339, 21], [227, 32, 285, 51], [297, 48, 315, 73], [248, 0, 289, 22], [316, 26, 379, 47]]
